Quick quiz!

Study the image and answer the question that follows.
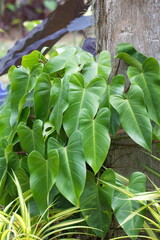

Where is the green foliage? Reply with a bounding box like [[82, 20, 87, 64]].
[[50, 131, 86, 206], [0, 44, 160, 239], [112, 172, 146, 239], [0, 174, 93, 240], [23, 20, 42, 32], [80, 169, 115, 237], [109, 172, 160, 240], [110, 85, 152, 150], [44, 0, 57, 11]]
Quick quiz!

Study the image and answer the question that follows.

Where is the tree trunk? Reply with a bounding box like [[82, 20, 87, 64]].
[[94, 0, 160, 73], [94, 1, 160, 238], [94, 0, 160, 179]]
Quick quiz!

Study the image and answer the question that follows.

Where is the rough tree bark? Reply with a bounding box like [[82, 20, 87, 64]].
[[94, 0, 160, 59], [94, 1, 160, 238], [94, 0, 160, 179]]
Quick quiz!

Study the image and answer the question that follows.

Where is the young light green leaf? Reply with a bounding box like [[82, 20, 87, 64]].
[[34, 73, 51, 122], [76, 50, 94, 67], [50, 75, 69, 133], [28, 149, 59, 214], [80, 169, 115, 238], [112, 172, 146, 240], [43, 55, 66, 74], [17, 120, 45, 156], [22, 50, 40, 70], [31, 62, 44, 76], [64, 55, 79, 75], [48, 131, 86, 206], [110, 85, 152, 151], [79, 108, 111, 174], [98, 50, 112, 79], [128, 57, 160, 125], [63, 73, 106, 137]]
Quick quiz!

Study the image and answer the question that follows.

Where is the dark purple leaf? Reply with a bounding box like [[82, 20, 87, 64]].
[[67, 15, 94, 32], [0, 0, 90, 76], [82, 37, 96, 56]]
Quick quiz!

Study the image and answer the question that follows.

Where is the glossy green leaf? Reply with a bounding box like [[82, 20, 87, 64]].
[[80, 169, 115, 237], [110, 85, 152, 151], [64, 55, 79, 75], [43, 122, 55, 139], [19, 107, 30, 123], [116, 43, 147, 64], [110, 75, 125, 96], [50, 75, 69, 133], [82, 50, 111, 85], [116, 52, 142, 71], [76, 50, 94, 67], [109, 75, 125, 135], [22, 50, 40, 70], [14, 166, 30, 193], [0, 105, 11, 139], [10, 66, 36, 126], [0, 140, 8, 196], [34, 73, 51, 122], [82, 61, 98, 85], [43, 55, 66, 74], [48, 131, 86, 206], [59, 46, 77, 57], [100, 75, 125, 135], [63, 73, 106, 137], [79, 108, 111, 174], [17, 120, 45, 156], [128, 57, 160, 125], [2, 144, 21, 198], [28, 148, 59, 214], [112, 172, 146, 239], [98, 50, 112, 79], [100, 75, 125, 109], [31, 62, 44, 76], [44, 0, 57, 11]]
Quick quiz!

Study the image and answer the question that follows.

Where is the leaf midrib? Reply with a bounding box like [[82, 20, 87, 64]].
[[64, 147, 76, 197], [124, 99, 150, 149], [141, 73, 158, 121]]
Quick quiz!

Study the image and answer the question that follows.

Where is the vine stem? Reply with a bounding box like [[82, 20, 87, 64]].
[[16, 151, 27, 155]]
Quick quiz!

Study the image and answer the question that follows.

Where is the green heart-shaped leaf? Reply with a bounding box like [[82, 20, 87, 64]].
[[63, 73, 106, 137], [49, 131, 86, 206], [110, 85, 152, 151], [128, 57, 160, 125], [112, 172, 146, 239], [79, 108, 111, 174], [80, 169, 115, 237], [34, 72, 51, 122], [28, 147, 59, 214], [17, 120, 45, 156]]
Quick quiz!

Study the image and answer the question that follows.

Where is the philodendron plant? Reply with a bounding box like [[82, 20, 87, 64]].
[[0, 43, 159, 239]]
